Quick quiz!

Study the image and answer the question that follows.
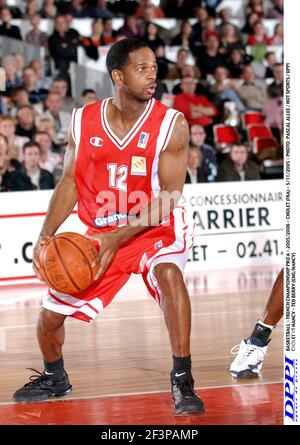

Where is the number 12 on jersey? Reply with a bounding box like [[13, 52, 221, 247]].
[[107, 164, 128, 191]]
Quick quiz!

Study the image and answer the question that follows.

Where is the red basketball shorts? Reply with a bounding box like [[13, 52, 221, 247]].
[[42, 206, 194, 322]]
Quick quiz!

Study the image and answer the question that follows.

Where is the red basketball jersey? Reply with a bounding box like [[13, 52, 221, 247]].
[[71, 98, 182, 231]]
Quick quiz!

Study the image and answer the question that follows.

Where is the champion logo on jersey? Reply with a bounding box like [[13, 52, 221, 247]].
[[137, 132, 149, 149], [90, 136, 104, 147]]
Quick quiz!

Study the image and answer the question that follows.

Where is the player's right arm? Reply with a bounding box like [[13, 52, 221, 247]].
[[33, 126, 78, 271]]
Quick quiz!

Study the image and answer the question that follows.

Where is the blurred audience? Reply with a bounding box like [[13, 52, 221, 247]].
[[217, 143, 260, 181]]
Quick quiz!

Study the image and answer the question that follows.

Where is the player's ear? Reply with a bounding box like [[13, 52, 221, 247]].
[[111, 69, 124, 85]]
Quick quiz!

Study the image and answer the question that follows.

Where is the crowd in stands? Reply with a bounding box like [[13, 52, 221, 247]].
[[0, 0, 284, 192]]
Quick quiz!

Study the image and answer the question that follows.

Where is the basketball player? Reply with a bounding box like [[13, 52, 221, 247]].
[[230, 268, 283, 378], [13, 39, 204, 415]]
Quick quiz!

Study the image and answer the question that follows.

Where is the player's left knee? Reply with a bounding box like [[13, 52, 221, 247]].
[[154, 263, 183, 286]]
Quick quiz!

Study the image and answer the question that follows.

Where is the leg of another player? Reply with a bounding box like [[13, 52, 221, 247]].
[[13, 309, 72, 402], [258, 268, 283, 327], [154, 262, 204, 414], [230, 268, 283, 378]]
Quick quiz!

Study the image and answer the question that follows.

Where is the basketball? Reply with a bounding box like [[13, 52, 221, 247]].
[[37, 232, 98, 294]]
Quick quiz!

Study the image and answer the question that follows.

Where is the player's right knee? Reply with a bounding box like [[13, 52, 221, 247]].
[[38, 308, 66, 332]]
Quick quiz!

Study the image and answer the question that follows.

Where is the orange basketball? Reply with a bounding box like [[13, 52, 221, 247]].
[[37, 232, 98, 294]]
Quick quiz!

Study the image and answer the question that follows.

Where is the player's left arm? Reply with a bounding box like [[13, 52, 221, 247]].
[[89, 114, 189, 279]]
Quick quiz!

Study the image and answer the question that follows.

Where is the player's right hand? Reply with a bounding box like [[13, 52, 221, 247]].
[[32, 235, 51, 281]]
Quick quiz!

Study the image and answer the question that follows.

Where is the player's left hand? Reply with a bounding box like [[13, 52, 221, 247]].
[[85, 231, 122, 280]]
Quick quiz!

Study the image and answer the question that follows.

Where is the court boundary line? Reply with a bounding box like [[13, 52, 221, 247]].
[[0, 380, 282, 407]]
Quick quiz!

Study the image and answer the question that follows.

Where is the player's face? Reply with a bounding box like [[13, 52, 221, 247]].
[[121, 48, 158, 102]]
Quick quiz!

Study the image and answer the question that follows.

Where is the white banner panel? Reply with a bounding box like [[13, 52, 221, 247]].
[[184, 179, 284, 270], [0, 180, 283, 281]]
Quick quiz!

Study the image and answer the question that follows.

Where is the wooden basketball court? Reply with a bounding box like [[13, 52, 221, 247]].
[[0, 265, 283, 425]]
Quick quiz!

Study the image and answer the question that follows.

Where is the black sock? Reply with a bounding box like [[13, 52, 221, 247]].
[[172, 355, 192, 378], [44, 357, 65, 378], [250, 321, 273, 346]]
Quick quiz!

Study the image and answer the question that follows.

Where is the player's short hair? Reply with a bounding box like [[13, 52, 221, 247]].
[[106, 38, 150, 81]]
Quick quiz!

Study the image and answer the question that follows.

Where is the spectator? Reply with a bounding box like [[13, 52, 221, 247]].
[[192, 5, 209, 47], [0, 115, 29, 161], [14, 53, 26, 78], [2, 56, 22, 93], [172, 65, 208, 96], [241, 11, 260, 35], [201, 17, 219, 44], [217, 143, 260, 181], [50, 78, 76, 114], [0, 94, 9, 115], [185, 146, 208, 183], [102, 18, 117, 45], [111, 0, 138, 16], [269, 23, 283, 46], [267, 0, 283, 20], [81, 19, 104, 61], [227, 48, 251, 79], [35, 131, 61, 173], [36, 117, 58, 147], [217, 8, 236, 30], [166, 48, 189, 80], [262, 84, 283, 143], [136, 0, 164, 18], [42, 92, 71, 144], [0, 0, 21, 18], [0, 7, 22, 40], [48, 15, 79, 80], [29, 59, 52, 91], [189, 124, 218, 182], [81, 89, 97, 106], [63, 12, 80, 43], [171, 20, 195, 53], [23, 0, 39, 20], [239, 65, 267, 110], [173, 75, 217, 128], [22, 67, 49, 104], [59, 0, 89, 18], [245, 0, 265, 18], [247, 21, 271, 46], [264, 51, 277, 79], [0, 133, 21, 191], [10, 87, 31, 117], [209, 65, 246, 112], [9, 141, 55, 191], [41, 0, 57, 19], [89, 0, 115, 19], [118, 15, 144, 39], [154, 45, 172, 80], [25, 12, 48, 48], [161, 0, 196, 19], [15, 105, 37, 140], [142, 22, 164, 53], [269, 63, 283, 94], [219, 23, 245, 57], [196, 33, 227, 79]]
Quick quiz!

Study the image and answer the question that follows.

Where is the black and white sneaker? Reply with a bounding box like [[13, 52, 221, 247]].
[[13, 368, 72, 403], [171, 371, 205, 415], [230, 337, 269, 378]]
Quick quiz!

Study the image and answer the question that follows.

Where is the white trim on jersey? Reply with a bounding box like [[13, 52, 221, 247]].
[[151, 109, 182, 198], [42, 290, 104, 321], [101, 97, 155, 151], [70, 106, 84, 159]]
